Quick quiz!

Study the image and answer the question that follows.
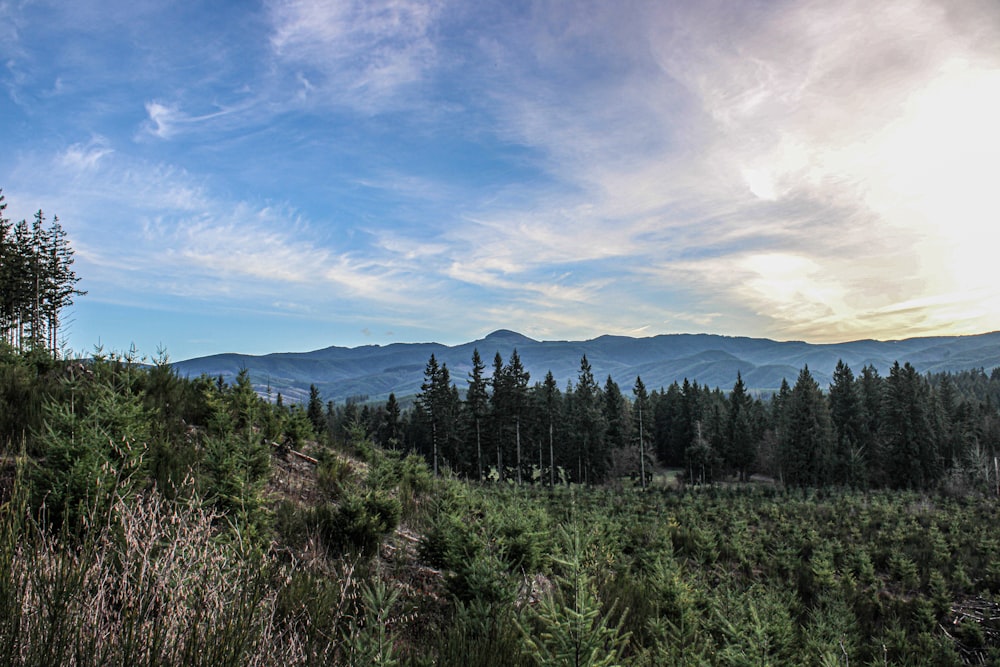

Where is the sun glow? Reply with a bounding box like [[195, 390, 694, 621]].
[[870, 62, 1000, 298]]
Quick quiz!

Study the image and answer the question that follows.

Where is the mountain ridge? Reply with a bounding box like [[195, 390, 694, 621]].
[[171, 330, 1000, 404]]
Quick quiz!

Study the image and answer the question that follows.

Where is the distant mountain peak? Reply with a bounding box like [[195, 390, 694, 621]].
[[172, 329, 1000, 404], [482, 329, 538, 344]]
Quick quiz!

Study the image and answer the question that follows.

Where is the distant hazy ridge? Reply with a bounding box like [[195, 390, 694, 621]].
[[172, 329, 1000, 404]]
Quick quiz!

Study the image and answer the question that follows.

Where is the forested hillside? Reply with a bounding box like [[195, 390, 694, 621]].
[[343, 350, 1000, 493], [3, 191, 1000, 664], [171, 327, 1000, 404]]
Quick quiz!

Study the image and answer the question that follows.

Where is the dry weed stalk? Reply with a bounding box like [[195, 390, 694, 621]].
[[4, 488, 315, 666]]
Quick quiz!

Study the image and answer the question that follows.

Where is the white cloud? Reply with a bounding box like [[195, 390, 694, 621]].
[[141, 100, 252, 140], [12, 143, 441, 315], [267, 0, 443, 110], [143, 101, 178, 139], [58, 137, 114, 170], [457, 0, 1000, 340]]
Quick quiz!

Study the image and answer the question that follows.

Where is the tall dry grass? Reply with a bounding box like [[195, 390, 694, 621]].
[[0, 476, 364, 666]]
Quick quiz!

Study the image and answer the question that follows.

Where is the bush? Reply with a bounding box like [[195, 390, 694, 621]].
[[309, 489, 401, 558]]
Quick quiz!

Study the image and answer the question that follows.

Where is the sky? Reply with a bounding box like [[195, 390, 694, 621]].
[[2, 0, 999, 361]]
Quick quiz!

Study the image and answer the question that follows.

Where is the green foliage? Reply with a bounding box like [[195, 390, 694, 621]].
[[342, 579, 403, 667], [308, 489, 401, 558], [780, 366, 835, 487], [419, 599, 530, 667], [0, 194, 84, 357], [29, 362, 149, 529], [518, 525, 630, 667], [418, 484, 552, 605], [712, 584, 796, 666], [368, 451, 433, 520], [317, 450, 358, 500]]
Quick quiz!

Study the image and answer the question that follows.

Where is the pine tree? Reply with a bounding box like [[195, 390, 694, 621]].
[[419, 354, 444, 475], [780, 366, 834, 487], [306, 384, 325, 436], [542, 370, 561, 486], [653, 382, 683, 466], [632, 376, 650, 488], [518, 526, 630, 666], [487, 350, 530, 483], [383, 393, 401, 450], [571, 356, 606, 484], [0, 191, 13, 345], [490, 352, 506, 479], [857, 365, 884, 480], [882, 361, 938, 489], [465, 349, 489, 480], [0, 194, 82, 355], [828, 360, 864, 486], [680, 380, 709, 483], [602, 376, 628, 451], [725, 372, 756, 481], [506, 350, 530, 483]]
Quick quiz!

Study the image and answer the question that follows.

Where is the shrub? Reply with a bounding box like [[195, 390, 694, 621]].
[[309, 489, 401, 558]]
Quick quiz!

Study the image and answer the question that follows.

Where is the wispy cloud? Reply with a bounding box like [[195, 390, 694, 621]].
[[267, 0, 443, 111], [57, 137, 114, 170], [446, 0, 1000, 340], [11, 143, 439, 313]]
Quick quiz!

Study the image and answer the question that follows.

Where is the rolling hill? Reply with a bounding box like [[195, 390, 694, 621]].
[[171, 329, 1000, 404]]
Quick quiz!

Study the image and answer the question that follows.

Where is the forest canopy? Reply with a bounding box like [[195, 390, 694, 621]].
[[0, 190, 83, 356]]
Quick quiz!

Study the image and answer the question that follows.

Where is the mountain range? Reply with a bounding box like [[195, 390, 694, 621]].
[[171, 329, 1000, 404]]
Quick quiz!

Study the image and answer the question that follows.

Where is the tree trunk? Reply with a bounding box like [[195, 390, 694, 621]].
[[516, 416, 522, 485], [432, 420, 438, 476], [476, 419, 482, 482], [549, 421, 555, 487], [639, 404, 646, 489]]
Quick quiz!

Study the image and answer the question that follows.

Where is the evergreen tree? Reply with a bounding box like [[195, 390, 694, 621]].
[[490, 352, 506, 478], [882, 361, 938, 489], [680, 380, 708, 482], [571, 355, 606, 484], [465, 349, 489, 481], [828, 360, 864, 486], [632, 376, 650, 488], [0, 192, 15, 346], [653, 382, 683, 466], [933, 374, 964, 473], [0, 194, 82, 355], [504, 350, 530, 483], [419, 354, 458, 475], [487, 350, 531, 482], [518, 527, 630, 666], [602, 375, 628, 451], [306, 383, 325, 436], [542, 370, 561, 486], [780, 366, 834, 487], [382, 392, 402, 450], [857, 365, 884, 471], [725, 372, 756, 481]]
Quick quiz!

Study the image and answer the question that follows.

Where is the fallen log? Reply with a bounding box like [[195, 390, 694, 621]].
[[269, 441, 319, 465]]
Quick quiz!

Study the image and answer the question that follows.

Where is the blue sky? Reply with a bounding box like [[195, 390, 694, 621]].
[[2, 0, 999, 361]]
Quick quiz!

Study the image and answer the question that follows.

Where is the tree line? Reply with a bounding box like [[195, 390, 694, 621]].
[[316, 350, 1000, 492], [0, 190, 83, 356]]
